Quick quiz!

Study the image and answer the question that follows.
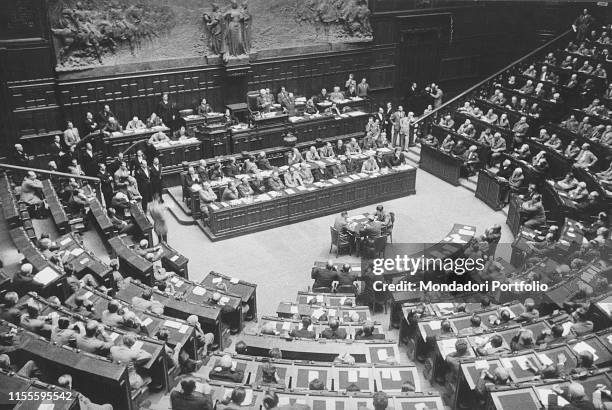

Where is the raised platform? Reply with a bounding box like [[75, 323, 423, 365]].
[[203, 167, 417, 241]]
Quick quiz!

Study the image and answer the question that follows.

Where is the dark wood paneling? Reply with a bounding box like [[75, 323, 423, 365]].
[[0, 1, 604, 153]]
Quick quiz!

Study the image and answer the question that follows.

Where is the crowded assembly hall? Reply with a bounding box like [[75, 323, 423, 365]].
[[2, 1, 612, 409]]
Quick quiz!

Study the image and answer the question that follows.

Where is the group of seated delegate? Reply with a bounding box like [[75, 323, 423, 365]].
[[182, 136, 407, 219], [254, 73, 369, 116], [330, 206, 393, 258]]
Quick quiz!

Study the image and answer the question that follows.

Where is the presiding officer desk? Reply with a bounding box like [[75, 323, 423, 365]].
[[154, 380, 444, 410], [0, 320, 133, 410], [204, 165, 416, 241], [239, 333, 400, 363], [196, 352, 421, 393], [65, 286, 198, 359]]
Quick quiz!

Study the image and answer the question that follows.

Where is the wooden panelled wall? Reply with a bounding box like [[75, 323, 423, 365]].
[[0, 0, 599, 152]]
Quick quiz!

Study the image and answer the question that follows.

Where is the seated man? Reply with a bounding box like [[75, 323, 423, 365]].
[[267, 171, 285, 191], [516, 298, 539, 322], [126, 116, 146, 130], [284, 165, 304, 187], [75, 320, 114, 355], [101, 300, 125, 327], [519, 194, 546, 229], [110, 334, 152, 390], [50, 316, 79, 347], [257, 152, 274, 170], [474, 334, 509, 355], [209, 354, 244, 383], [237, 177, 254, 197], [355, 322, 382, 340], [170, 378, 213, 410], [444, 339, 471, 384], [361, 155, 380, 174], [20, 301, 51, 336], [336, 263, 357, 291], [312, 262, 338, 290], [321, 319, 347, 339], [131, 289, 164, 315], [290, 317, 316, 339]]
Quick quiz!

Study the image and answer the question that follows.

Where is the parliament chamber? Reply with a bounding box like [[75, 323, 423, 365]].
[[1, 1, 612, 410]]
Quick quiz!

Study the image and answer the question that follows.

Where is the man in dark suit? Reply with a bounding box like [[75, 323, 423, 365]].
[[355, 323, 384, 340], [336, 264, 356, 291], [150, 157, 163, 201], [386, 147, 406, 167], [290, 317, 316, 339], [157, 93, 177, 131], [81, 142, 97, 177], [49, 135, 64, 163], [362, 215, 382, 238], [135, 161, 152, 212], [384, 102, 394, 136], [311, 263, 338, 291], [170, 379, 213, 410], [321, 319, 347, 339], [209, 354, 244, 383], [97, 104, 116, 126]]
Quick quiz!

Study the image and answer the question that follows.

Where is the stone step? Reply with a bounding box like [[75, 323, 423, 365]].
[[164, 188, 196, 226]]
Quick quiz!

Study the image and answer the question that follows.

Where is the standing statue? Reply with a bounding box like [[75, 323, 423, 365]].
[[224, 1, 247, 56], [203, 3, 225, 55], [241, 1, 252, 53]]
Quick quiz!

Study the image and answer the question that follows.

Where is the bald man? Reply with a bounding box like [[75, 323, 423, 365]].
[[209, 354, 244, 383]]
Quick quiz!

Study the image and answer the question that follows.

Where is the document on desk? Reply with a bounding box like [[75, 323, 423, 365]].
[[308, 370, 319, 382], [536, 388, 569, 406], [347, 370, 358, 383], [329, 178, 341, 184], [290, 305, 298, 314], [230, 277, 240, 284], [164, 320, 182, 329], [82, 291, 93, 299], [179, 324, 189, 334], [390, 369, 402, 381], [377, 349, 388, 361], [242, 389, 253, 406], [109, 332, 120, 341], [141, 318, 153, 327], [80, 257, 90, 264], [71, 247, 84, 256], [536, 353, 553, 366], [380, 368, 391, 378], [474, 360, 489, 370], [33, 267, 60, 286], [170, 255, 179, 262], [572, 341, 599, 361], [359, 368, 369, 378], [282, 321, 292, 331]]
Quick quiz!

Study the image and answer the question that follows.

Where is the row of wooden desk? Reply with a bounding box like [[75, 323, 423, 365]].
[[204, 166, 417, 241], [65, 286, 198, 360], [259, 315, 386, 340], [239, 333, 400, 364], [0, 320, 133, 410], [156, 380, 444, 410], [199, 352, 420, 393]]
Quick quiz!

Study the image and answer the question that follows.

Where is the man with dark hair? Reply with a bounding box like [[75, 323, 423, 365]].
[[475, 334, 509, 356], [102, 300, 124, 327], [51, 316, 78, 347], [321, 319, 347, 340], [76, 320, 114, 355], [355, 322, 381, 340], [290, 317, 316, 339], [235, 340, 248, 355], [218, 386, 246, 410], [311, 262, 338, 291], [536, 324, 566, 345], [309, 378, 325, 390], [170, 379, 213, 410], [0, 292, 21, 324]]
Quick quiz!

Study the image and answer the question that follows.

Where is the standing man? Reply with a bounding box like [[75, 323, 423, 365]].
[[384, 102, 394, 136], [157, 92, 177, 131], [150, 157, 163, 202], [357, 78, 369, 97], [404, 82, 418, 112], [573, 9, 595, 42], [135, 161, 152, 212], [429, 83, 444, 109], [63, 121, 80, 149]]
